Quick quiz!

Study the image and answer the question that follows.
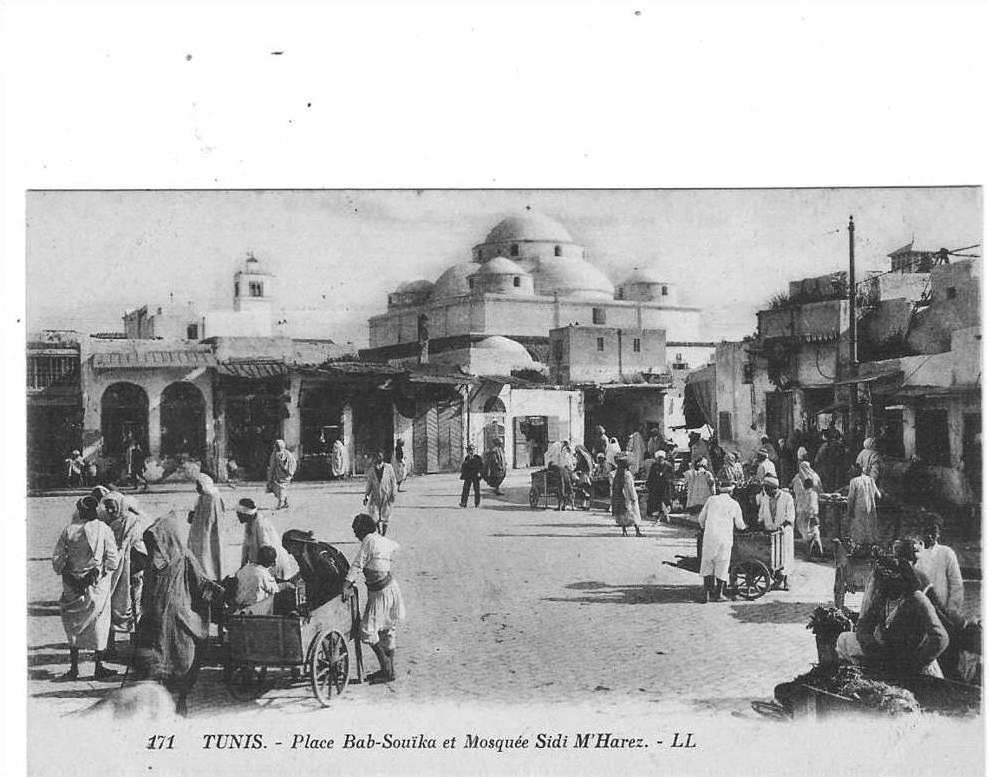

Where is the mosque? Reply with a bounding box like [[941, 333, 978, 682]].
[[362, 209, 711, 374]]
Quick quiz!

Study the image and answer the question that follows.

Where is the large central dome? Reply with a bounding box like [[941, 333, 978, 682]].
[[483, 211, 575, 245]]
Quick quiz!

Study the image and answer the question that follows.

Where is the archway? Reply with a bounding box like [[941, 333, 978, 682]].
[[101, 382, 149, 457], [161, 382, 207, 459], [482, 396, 506, 453]]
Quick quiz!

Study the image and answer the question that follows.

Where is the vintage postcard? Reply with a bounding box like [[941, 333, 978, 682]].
[[23, 188, 984, 775], [6, 3, 987, 776]]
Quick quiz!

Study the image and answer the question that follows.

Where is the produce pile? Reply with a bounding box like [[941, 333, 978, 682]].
[[806, 605, 857, 639], [818, 493, 847, 504], [776, 664, 920, 717], [838, 539, 889, 559]]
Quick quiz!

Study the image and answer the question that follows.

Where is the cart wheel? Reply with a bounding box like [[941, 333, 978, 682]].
[[226, 665, 268, 701], [310, 630, 350, 706], [731, 560, 772, 600], [528, 487, 540, 509]]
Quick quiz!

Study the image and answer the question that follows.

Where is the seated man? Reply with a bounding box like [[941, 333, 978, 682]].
[[837, 556, 949, 679], [233, 545, 282, 614]]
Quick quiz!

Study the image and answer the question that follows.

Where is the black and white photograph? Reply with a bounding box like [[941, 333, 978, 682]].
[[22, 187, 985, 773], [4, 3, 987, 777]]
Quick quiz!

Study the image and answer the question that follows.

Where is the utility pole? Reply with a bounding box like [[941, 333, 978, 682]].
[[848, 215, 857, 371]]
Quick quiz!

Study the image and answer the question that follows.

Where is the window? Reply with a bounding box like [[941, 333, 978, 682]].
[[513, 276, 521, 287], [718, 411, 733, 441], [553, 340, 563, 362], [947, 287, 957, 300], [915, 408, 950, 466], [27, 355, 77, 390], [661, 285, 668, 296], [592, 307, 606, 325], [876, 407, 905, 459], [617, 287, 624, 300], [554, 245, 562, 257], [234, 281, 240, 298], [468, 278, 475, 290], [186, 324, 199, 340], [632, 338, 641, 352], [510, 244, 519, 257], [249, 281, 264, 297], [596, 337, 605, 352]]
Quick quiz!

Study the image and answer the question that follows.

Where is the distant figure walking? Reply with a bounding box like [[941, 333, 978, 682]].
[[364, 450, 398, 535], [611, 454, 644, 537], [392, 439, 407, 492], [459, 444, 484, 508], [483, 438, 508, 496], [266, 439, 297, 510], [330, 437, 348, 480]]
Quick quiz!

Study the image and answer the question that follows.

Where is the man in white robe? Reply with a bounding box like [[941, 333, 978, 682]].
[[697, 479, 748, 602], [846, 463, 882, 544], [364, 450, 398, 535], [757, 474, 795, 590], [52, 496, 120, 680], [330, 438, 348, 479], [236, 498, 298, 580], [626, 428, 647, 477]]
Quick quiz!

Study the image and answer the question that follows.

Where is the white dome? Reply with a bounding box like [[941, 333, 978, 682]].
[[621, 266, 666, 285], [433, 263, 476, 299], [534, 257, 615, 299], [474, 256, 529, 276], [473, 336, 535, 360], [483, 212, 574, 245], [394, 279, 434, 293]]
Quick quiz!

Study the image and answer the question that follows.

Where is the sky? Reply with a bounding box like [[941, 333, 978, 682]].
[[26, 188, 982, 347]]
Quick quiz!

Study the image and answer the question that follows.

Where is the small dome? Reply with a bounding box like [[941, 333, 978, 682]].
[[622, 266, 666, 285], [473, 336, 535, 360], [394, 279, 434, 293], [483, 211, 574, 245], [474, 256, 529, 276], [535, 257, 614, 299], [433, 263, 477, 299]]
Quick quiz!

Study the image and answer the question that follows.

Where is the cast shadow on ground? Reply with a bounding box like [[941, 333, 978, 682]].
[[28, 600, 62, 617], [544, 580, 697, 605], [28, 652, 71, 668], [491, 531, 631, 539], [728, 600, 821, 625]]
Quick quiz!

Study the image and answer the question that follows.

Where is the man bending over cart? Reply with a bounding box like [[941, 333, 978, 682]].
[[341, 514, 407, 684]]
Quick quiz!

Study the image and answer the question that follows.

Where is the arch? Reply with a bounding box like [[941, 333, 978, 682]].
[[101, 382, 149, 457], [160, 381, 207, 459], [483, 396, 506, 413]]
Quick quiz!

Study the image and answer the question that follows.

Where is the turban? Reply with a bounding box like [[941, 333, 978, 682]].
[[236, 498, 258, 516], [655, 450, 667, 459], [762, 474, 780, 487]]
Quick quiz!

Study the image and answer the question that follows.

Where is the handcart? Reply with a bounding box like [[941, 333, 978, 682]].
[[528, 466, 587, 510], [691, 528, 785, 600], [729, 529, 785, 600], [219, 592, 365, 706]]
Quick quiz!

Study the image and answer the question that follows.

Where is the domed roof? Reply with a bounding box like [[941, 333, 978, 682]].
[[473, 336, 535, 361], [483, 211, 574, 245], [535, 257, 614, 298], [473, 256, 529, 276], [433, 263, 476, 299], [621, 266, 666, 285], [394, 279, 434, 293]]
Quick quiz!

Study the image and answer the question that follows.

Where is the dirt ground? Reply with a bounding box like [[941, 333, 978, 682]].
[[25, 472, 984, 776]]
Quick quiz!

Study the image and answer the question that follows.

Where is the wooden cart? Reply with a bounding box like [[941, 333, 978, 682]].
[[222, 594, 364, 706], [729, 529, 786, 600], [693, 529, 785, 600], [528, 467, 588, 510]]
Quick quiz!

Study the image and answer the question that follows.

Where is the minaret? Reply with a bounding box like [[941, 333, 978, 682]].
[[233, 253, 274, 314]]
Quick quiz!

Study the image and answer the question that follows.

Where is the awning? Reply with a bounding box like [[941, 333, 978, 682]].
[[217, 361, 288, 378], [92, 351, 218, 370], [829, 370, 903, 387], [812, 401, 849, 415], [876, 384, 980, 400]]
